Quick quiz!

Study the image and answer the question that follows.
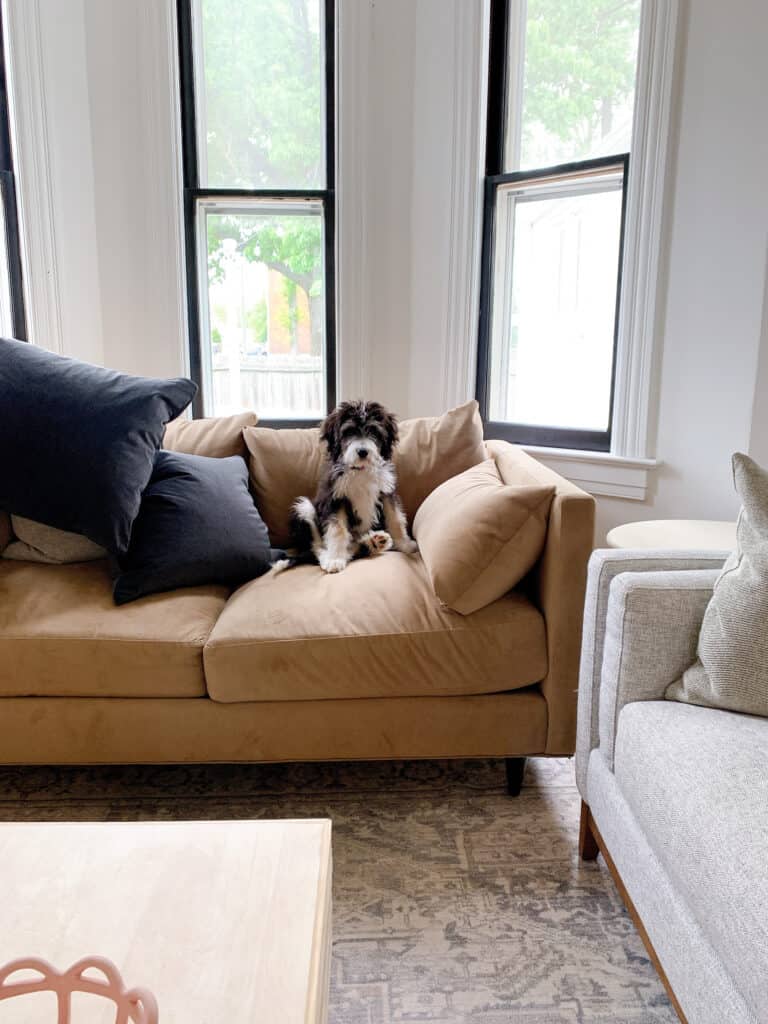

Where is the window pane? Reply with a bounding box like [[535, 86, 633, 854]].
[[201, 203, 325, 419], [196, 0, 324, 189], [506, 0, 641, 171], [489, 175, 623, 433]]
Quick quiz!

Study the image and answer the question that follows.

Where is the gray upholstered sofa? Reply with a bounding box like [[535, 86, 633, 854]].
[[575, 548, 767, 1024]]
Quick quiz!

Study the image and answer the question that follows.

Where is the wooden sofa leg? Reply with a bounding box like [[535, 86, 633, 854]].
[[505, 757, 526, 796], [579, 801, 600, 861]]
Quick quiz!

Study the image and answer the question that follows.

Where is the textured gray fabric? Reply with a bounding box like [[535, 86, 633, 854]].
[[668, 454, 768, 715], [587, 747, 759, 1024], [614, 701, 768, 1021], [575, 549, 726, 796], [3, 515, 106, 564], [597, 570, 719, 771], [577, 563, 719, 778]]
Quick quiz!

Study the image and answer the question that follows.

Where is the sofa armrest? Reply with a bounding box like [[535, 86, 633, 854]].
[[575, 549, 726, 793], [0, 511, 10, 553], [486, 440, 595, 753]]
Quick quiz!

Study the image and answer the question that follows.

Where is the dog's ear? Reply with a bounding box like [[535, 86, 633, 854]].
[[320, 405, 345, 462], [371, 403, 398, 460]]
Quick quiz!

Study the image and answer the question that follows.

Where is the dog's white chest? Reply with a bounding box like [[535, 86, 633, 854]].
[[348, 473, 380, 536], [337, 470, 381, 534]]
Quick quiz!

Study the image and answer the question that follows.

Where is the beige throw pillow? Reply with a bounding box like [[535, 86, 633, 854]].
[[667, 453, 768, 716], [395, 400, 486, 523], [243, 426, 326, 548], [413, 459, 555, 615], [163, 411, 257, 459], [3, 516, 106, 564]]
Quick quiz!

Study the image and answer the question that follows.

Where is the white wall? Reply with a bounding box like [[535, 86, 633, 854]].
[[83, 0, 187, 379], [594, 0, 768, 540], [6, 0, 768, 538]]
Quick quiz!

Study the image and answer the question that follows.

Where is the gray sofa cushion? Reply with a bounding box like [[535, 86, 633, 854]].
[[667, 453, 768, 715], [614, 700, 768, 1022]]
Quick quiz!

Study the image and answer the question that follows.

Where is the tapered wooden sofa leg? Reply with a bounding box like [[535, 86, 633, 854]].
[[579, 800, 600, 861], [504, 757, 526, 796]]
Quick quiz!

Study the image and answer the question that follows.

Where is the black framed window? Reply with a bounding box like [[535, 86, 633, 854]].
[[477, 0, 641, 452], [0, 7, 26, 341], [177, 0, 335, 423]]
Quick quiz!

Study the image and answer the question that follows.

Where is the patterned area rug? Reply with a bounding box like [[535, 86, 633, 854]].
[[0, 757, 675, 1023]]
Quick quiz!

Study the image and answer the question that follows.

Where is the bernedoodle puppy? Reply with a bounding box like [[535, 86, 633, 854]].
[[273, 400, 418, 574]]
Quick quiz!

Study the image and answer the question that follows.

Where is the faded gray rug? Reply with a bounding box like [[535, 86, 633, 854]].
[[0, 757, 675, 1023]]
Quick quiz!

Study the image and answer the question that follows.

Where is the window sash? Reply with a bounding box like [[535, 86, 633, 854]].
[[478, 153, 629, 452], [195, 196, 328, 421], [177, 0, 335, 422], [479, 0, 640, 452]]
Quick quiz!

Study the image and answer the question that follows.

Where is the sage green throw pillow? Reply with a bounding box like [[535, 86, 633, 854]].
[[666, 453, 768, 715]]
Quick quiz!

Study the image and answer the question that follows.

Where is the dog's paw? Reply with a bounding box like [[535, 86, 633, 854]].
[[395, 538, 419, 555], [365, 530, 393, 555], [319, 555, 348, 574]]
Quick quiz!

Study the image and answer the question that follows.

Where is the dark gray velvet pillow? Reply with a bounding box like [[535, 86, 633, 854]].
[[0, 337, 196, 554], [113, 451, 283, 604]]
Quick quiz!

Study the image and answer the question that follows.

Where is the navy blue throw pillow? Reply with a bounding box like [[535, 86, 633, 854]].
[[113, 451, 283, 605], [0, 338, 196, 554]]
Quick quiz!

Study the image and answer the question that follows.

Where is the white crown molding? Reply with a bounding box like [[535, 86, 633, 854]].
[[441, 0, 490, 412], [335, 0, 371, 401], [3, 0, 63, 352], [611, 0, 680, 459]]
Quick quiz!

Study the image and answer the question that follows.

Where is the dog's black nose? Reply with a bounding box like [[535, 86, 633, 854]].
[[357, 448, 368, 459]]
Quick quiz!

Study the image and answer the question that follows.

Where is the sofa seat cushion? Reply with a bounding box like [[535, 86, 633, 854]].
[[204, 552, 547, 702], [615, 700, 768, 1021], [0, 560, 228, 698]]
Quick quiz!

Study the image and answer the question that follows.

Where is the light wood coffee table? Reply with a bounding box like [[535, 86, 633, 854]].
[[0, 819, 332, 1023]]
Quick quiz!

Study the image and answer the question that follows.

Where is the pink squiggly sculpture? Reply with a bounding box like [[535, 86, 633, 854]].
[[0, 956, 158, 1023]]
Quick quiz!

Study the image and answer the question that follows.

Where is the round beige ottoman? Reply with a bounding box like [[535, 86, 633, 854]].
[[606, 519, 737, 551]]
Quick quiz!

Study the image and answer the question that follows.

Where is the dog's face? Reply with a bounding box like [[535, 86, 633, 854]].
[[320, 400, 398, 471]]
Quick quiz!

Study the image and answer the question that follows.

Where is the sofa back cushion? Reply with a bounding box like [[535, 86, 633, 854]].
[[667, 452, 768, 716], [243, 426, 326, 548], [395, 400, 486, 523], [243, 400, 486, 548], [163, 411, 257, 459], [413, 459, 554, 614]]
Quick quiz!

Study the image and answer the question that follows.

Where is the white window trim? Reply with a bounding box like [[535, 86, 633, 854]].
[[3, 0, 64, 354], [611, 0, 679, 464], [521, 445, 658, 501], [495, 0, 678, 500]]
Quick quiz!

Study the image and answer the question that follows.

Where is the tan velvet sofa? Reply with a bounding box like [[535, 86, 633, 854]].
[[0, 419, 594, 772]]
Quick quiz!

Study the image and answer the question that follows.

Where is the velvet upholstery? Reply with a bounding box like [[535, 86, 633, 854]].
[[163, 411, 257, 460], [0, 559, 227, 697], [204, 551, 547, 703]]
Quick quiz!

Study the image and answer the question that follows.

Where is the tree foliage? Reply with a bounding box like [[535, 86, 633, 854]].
[[521, 0, 640, 162], [202, 0, 324, 352]]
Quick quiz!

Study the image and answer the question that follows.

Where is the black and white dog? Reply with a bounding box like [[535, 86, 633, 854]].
[[276, 400, 417, 574]]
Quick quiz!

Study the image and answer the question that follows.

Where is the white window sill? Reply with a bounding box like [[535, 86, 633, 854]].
[[522, 445, 658, 501]]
